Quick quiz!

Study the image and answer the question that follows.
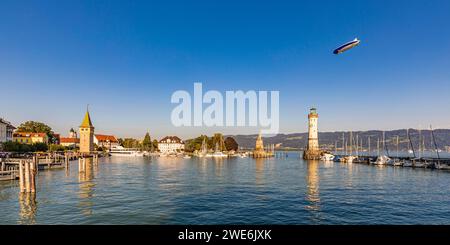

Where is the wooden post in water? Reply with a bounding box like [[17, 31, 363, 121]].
[[1, 158, 4, 172], [33, 155, 38, 172], [24, 160, 31, 193], [29, 160, 36, 193], [19, 160, 25, 193], [78, 157, 83, 172], [64, 153, 69, 169]]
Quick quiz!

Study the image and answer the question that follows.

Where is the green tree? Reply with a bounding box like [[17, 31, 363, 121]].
[[212, 133, 225, 151], [16, 121, 57, 143], [122, 138, 141, 148], [224, 137, 239, 151], [2, 142, 48, 153], [185, 135, 209, 152], [152, 139, 158, 152], [142, 133, 152, 151], [49, 144, 66, 152]]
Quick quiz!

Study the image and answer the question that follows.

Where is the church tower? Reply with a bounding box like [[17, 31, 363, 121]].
[[79, 108, 94, 154]]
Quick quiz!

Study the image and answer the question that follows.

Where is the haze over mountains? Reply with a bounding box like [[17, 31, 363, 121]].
[[227, 129, 450, 151]]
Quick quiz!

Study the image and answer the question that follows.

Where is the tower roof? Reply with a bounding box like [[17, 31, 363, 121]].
[[80, 110, 94, 128]]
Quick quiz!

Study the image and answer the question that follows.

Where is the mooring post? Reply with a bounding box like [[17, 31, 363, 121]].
[[19, 160, 25, 193], [65, 154, 69, 169], [1, 158, 4, 172], [33, 155, 38, 173], [78, 157, 82, 172], [29, 160, 36, 193], [24, 160, 31, 193]]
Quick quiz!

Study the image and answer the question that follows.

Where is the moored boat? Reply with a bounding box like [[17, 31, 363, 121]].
[[109, 146, 144, 157]]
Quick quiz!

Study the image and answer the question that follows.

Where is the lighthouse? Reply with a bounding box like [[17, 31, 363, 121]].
[[303, 107, 322, 160]]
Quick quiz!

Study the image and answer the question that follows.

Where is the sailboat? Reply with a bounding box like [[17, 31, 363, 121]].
[[373, 131, 392, 165], [196, 137, 212, 157], [392, 136, 404, 166], [212, 142, 227, 158], [341, 131, 357, 163], [403, 129, 415, 167]]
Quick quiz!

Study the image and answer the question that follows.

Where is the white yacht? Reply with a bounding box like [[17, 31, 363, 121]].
[[212, 142, 227, 158], [403, 160, 413, 167], [321, 153, 335, 161], [373, 155, 392, 165], [340, 155, 357, 163], [212, 151, 227, 158], [109, 146, 144, 157], [392, 159, 404, 166]]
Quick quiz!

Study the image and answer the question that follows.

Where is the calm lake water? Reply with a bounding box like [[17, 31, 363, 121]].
[[1, 152, 450, 224]]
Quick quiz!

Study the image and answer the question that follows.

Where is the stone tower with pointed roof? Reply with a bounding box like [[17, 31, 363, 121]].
[[79, 108, 94, 153]]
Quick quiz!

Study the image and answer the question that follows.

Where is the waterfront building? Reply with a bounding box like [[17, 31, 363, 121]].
[[253, 132, 274, 158], [303, 107, 322, 160], [158, 136, 184, 153], [0, 118, 15, 143], [79, 109, 94, 153], [59, 128, 80, 148], [94, 134, 119, 150], [60, 137, 80, 148], [13, 132, 49, 144]]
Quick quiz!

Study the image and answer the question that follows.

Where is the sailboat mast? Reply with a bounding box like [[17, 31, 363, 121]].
[[430, 125, 441, 160], [350, 131, 353, 155], [377, 138, 380, 156], [396, 135, 399, 158], [383, 131, 390, 157], [418, 129, 422, 158], [407, 129, 416, 158]]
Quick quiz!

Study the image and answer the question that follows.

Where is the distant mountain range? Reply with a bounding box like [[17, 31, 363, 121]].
[[226, 129, 450, 151]]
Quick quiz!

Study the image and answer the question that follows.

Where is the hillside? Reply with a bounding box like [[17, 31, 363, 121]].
[[227, 129, 450, 151]]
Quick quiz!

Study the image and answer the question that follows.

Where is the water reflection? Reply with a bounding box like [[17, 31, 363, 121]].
[[78, 158, 95, 217], [18, 193, 37, 224], [255, 158, 265, 185], [213, 158, 225, 178], [305, 160, 321, 216]]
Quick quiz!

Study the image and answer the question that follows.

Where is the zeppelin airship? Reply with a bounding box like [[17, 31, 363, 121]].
[[333, 38, 360, 54]]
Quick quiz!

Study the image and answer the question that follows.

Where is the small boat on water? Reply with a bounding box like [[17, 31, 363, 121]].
[[403, 160, 413, 167], [212, 142, 227, 158], [392, 159, 404, 166], [436, 163, 450, 170], [340, 155, 357, 163], [373, 155, 392, 165], [321, 153, 335, 161], [411, 159, 426, 168], [212, 152, 227, 158]]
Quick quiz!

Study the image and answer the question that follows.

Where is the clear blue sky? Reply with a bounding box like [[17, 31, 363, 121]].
[[1, 0, 449, 139]]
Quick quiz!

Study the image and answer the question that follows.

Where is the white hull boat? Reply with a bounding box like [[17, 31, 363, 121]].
[[110, 146, 144, 157], [373, 155, 392, 165], [321, 153, 335, 161]]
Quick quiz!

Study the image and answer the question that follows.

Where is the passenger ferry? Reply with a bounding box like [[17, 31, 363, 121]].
[[109, 146, 144, 157]]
